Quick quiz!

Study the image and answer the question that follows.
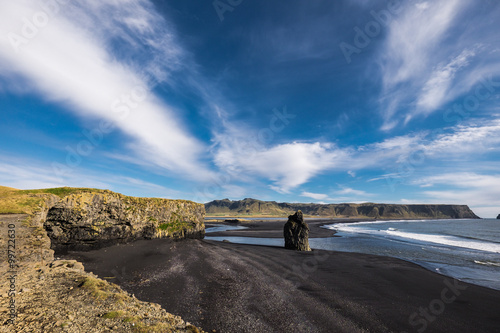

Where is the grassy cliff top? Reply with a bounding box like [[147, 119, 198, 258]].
[[0, 186, 107, 214], [0, 186, 199, 215]]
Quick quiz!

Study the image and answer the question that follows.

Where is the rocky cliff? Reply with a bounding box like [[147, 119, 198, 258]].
[[205, 198, 479, 219], [0, 186, 205, 253], [44, 191, 205, 251], [0, 185, 206, 332]]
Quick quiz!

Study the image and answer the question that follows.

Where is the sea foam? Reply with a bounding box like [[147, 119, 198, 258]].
[[329, 222, 500, 254]]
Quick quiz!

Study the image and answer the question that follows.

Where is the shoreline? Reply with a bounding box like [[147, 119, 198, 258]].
[[205, 218, 500, 292], [64, 234, 500, 332], [204, 216, 479, 238], [205, 219, 342, 238]]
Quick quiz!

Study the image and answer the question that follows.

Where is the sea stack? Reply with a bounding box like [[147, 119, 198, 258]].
[[497, 214, 500, 219], [284, 210, 311, 251]]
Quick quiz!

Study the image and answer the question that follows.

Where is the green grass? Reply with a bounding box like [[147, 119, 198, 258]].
[[0, 186, 45, 214], [19, 186, 106, 198], [102, 311, 125, 319], [157, 219, 189, 236], [1, 185, 202, 215], [158, 222, 175, 231], [0, 186, 109, 214], [79, 277, 128, 304]]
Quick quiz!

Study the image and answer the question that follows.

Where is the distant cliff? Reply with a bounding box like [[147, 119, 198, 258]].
[[205, 198, 479, 219]]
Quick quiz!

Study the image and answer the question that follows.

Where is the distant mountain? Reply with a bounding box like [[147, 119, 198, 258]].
[[205, 198, 480, 219]]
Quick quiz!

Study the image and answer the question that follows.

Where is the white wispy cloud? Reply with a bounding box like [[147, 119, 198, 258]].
[[335, 187, 370, 196], [0, 0, 212, 180], [0, 159, 73, 190], [300, 187, 372, 203], [214, 139, 349, 193], [382, 0, 466, 88], [367, 173, 402, 182], [0, 155, 182, 198], [416, 49, 475, 115], [425, 119, 500, 155], [369, 134, 423, 151], [414, 172, 500, 190], [378, 0, 500, 129], [300, 191, 330, 201], [0, 156, 105, 191], [367, 118, 500, 185], [214, 113, 500, 194], [412, 172, 500, 218]]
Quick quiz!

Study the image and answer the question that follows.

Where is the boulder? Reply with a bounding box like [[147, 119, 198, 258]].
[[283, 210, 311, 251]]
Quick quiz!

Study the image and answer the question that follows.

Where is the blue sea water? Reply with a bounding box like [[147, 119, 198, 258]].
[[205, 224, 249, 233], [206, 219, 500, 291]]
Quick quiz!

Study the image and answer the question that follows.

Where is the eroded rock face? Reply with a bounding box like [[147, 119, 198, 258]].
[[284, 210, 311, 251], [206, 198, 479, 219], [44, 192, 205, 252], [497, 214, 500, 219]]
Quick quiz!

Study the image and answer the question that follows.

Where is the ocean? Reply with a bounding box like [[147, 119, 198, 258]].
[[206, 219, 500, 291]]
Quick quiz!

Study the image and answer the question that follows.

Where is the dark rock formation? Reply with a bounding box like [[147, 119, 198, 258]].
[[206, 198, 480, 219], [44, 192, 205, 252], [497, 214, 500, 219], [283, 210, 311, 251]]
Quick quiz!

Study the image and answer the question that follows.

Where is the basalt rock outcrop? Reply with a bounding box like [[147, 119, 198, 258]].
[[206, 198, 480, 219], [0, 186, 206, 333], [0, 185, 206, 256], [284, 210, 311, 251], [44, 192, 205, 252]]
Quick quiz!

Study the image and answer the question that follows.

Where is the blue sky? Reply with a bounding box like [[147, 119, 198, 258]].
[[0, 0, 499, 217]]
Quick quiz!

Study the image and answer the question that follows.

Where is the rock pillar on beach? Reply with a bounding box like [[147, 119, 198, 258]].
[[283, 210, 311, 251]]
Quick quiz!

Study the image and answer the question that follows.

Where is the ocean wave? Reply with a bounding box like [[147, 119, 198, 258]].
[[474, 260, 500, 267], [323, 219, 454, 231], [384, 230, 500, 254], [329, 223, 500, 254]]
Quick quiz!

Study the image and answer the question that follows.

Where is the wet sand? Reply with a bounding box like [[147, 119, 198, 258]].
[[65, 233, 500, 332], [204, 218, 354, 238]]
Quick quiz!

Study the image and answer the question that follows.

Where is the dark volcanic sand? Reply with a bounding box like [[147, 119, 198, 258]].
[[65, 236, 500, 332]]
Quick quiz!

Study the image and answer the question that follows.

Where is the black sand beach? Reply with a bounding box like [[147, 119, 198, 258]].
[[64, 220, 500, 333], [204, 219, 344, 238]]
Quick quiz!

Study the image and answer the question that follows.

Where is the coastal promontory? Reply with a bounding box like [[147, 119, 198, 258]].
[[45, 191, 205, 251], [0, 186, 205, 332], [205, 198, 480, 219]]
